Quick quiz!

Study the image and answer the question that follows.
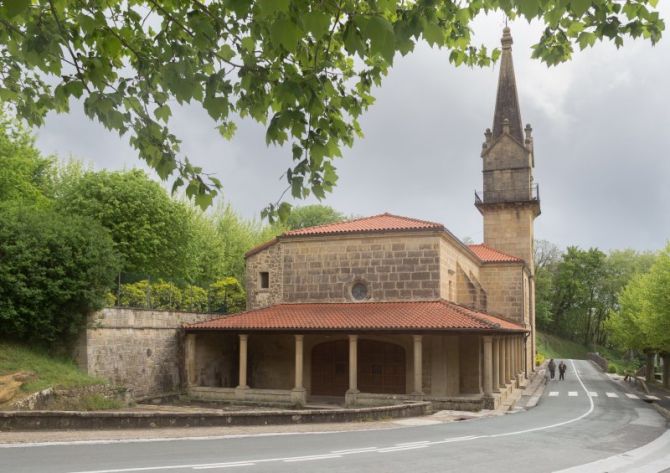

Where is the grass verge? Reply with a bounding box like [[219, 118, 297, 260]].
[[0, 341, 105, 393]]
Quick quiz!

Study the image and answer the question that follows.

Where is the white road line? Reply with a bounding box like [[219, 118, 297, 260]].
[[377, 445, 428, 453], [549, 391, 559, 397], [283, 454, 341, 462], [606, 392, 619, 398], [588, 392, 598, 397], [430, 436, 480, 445], [331, 447, 378, 454], [568, 392, 578, 397], [395, 441, 431, 447], [193, 463, 256, 470], [68, 361, 601, 473], [626, 393, 640, 399], [645, 395, 660, 401]]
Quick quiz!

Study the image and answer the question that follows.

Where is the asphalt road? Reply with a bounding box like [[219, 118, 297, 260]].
[[1, 359, 669, 473]]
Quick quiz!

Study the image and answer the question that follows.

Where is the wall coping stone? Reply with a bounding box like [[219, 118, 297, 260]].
[[0, 402, 431, 431]]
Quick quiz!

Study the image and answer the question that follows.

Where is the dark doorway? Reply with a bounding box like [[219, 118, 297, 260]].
[[310, 339, 406, 396], [311, 340, 349, 396]]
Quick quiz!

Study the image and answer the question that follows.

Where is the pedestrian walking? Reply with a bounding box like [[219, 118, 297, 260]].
[[548, 359, 556, 380], [559, 361, 567, 381]]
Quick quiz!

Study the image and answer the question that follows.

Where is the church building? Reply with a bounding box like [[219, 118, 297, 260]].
[[184, 27, 540, 411]]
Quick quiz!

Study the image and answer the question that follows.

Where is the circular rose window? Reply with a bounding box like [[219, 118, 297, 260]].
[[351, 282, 368, 301]]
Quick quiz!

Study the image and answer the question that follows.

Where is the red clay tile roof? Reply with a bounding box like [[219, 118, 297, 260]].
[[283, 213, 444, 237], [186, 300, 526, 332], [468, 244, 524, 263]]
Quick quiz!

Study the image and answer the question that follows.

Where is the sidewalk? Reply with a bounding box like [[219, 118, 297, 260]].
[[607, 372, 670, 421]]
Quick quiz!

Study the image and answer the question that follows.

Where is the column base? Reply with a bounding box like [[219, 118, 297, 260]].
[[291, 388, 306, 406], [345, 389, 360, 407], [234, 385, 249, 400], [411, 391, 425, 400]]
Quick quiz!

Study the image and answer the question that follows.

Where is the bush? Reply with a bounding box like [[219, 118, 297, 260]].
[[535, 353, 545, 366], [118, 280, 151, 308], [150, 280, 181, 310], [608, 364, 617, 373], [182, 285, 208, 312], [0, 205, 120, 347], [209, 277, 246, 313]]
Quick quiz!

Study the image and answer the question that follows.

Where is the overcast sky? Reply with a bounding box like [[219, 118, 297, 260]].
[[34, 9, 670, 253]]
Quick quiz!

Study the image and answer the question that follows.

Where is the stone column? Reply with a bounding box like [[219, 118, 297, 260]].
[[291, 334, 306, 406], [345, 335, 359, 406], [492, 337, 500, 392], [483, 336, 493, 397], [499, 336, 506, 387], [235, 334, 249, 399], [505, 337, 512, 384], [185, 333, 197, 386], [413, 335, 424, 396], [510, 335, 519, 381]]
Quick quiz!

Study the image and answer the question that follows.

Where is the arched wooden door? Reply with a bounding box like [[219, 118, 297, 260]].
[[358, 340, 406, 394], [310, 339, 406, 396], [311, 340, 349, 396]]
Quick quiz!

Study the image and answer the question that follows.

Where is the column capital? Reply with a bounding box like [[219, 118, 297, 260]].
[[483, 335, 493, 344], [294, 334, 304, 342], [413, 334, 423, 342], [239, 333, 248, 341], [348, 334, 358, 342]]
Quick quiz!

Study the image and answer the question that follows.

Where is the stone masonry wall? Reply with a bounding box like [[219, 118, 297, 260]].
[[74, 308, 217, 399], [280, 234, 442, 303], [246, 243, 282, 310], [478, 264, 525, 323]]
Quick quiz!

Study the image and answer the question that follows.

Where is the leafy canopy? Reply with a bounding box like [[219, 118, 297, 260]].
[[0, 1, 663, 219]]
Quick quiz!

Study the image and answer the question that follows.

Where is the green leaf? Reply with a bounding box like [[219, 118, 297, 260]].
[[517, 0, 541, 19], [571, 0, 591, 17], [363, 16, 396, 62], [302, 12, 331, 38], [154, 104, 172, 122], [270, 19, 302, 52], [257, 0, 291, 17], [217, 44, 235, 61], [277, 202, 292, 222], [4, 0, 30, 17]]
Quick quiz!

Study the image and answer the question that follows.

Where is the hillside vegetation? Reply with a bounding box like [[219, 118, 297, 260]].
[[536, 331, 590, 361], [0, 342, 104, 394]]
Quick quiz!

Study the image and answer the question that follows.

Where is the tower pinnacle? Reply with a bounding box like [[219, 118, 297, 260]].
[[492, 27, 523, 143]]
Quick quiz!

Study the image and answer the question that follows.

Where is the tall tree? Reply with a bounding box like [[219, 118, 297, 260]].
[[0, 107, 53, 205], [56, 169, 193, 280], [285, 204, 345, 230], [0, 1, 663, 216]]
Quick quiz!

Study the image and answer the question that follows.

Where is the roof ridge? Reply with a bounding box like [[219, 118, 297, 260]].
[[282, 212, 444, 237]]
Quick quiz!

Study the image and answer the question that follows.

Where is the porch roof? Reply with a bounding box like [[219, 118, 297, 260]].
[[185, 300, 527, 333]]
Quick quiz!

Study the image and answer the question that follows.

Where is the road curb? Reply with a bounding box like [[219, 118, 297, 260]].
[[516, 365, 547, 409], [653, 403, 670, 422]]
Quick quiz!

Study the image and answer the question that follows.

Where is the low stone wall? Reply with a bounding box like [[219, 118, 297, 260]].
[[0, 402, 431, 431], [73, 308, 219, 399], [587, 353, 608, 372]]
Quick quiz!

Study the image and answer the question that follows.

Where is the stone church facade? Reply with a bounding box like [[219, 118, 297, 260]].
[[185, 27, 540, 410]]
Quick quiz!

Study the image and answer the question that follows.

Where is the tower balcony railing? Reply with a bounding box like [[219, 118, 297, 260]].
[[474, 184, 540, 205]]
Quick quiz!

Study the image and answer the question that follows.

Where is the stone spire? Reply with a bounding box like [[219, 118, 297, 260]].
[[491, 27, 524, 143]]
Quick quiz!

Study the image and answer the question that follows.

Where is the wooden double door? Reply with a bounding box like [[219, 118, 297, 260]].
[[310, 339, 406, 396]]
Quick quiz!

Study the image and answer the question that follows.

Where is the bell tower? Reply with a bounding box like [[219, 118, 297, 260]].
[[475, 27, 540, 268]]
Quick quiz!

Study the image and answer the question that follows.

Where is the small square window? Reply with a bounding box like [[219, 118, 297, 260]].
[[259, 271, 270, 289]]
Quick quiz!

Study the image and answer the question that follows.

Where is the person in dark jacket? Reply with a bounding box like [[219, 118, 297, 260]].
[[548, 359, 556, 380], [559, 361, 567, 380]]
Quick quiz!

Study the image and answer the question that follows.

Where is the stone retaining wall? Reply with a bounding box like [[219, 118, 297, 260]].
[[73, 308, 218, 398], [0, 402, 431, 431]]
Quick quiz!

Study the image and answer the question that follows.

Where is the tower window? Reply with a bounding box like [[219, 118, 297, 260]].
[[259, 272, 270, 289]]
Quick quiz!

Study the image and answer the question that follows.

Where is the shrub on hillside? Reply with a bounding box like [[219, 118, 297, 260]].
[[0, 205, 120, 347]]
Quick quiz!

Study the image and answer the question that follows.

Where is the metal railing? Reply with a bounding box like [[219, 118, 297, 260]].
[[475, 183, 540, 205]]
